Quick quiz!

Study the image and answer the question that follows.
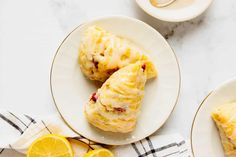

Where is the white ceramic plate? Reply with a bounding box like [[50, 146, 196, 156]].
[[50, 16, 180, 145], [136, 0, 213, 22], [191, 78, 236, 156]]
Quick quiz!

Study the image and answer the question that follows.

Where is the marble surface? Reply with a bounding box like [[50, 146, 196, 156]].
[[1, 0, 236, 156]]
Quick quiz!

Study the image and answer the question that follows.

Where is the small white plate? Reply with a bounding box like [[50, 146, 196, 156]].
[[50, 16, 180, 145], [136, 0, 213, 22], [191, 78, 236, 156]]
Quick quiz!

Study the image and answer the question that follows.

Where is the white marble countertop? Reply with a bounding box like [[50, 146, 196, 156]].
[[1, 0, 236, 156]]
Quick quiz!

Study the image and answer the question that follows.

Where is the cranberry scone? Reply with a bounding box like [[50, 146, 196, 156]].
[[212, 102, 236, 157], [85, 62, 149, 133], [79, 26, 157, 82]]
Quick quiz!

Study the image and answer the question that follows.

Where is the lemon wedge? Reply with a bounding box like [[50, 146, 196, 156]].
[[82, 149, 115, 157], [27, 134, 74, 157]]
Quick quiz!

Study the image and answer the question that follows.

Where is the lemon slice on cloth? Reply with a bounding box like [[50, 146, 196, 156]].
[[82, 148, 115, 157], [27, 134, 73, 157]]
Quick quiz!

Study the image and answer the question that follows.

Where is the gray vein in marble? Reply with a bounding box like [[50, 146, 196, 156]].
[[132, 1, 206, 40], [49, 0, 87, 31]]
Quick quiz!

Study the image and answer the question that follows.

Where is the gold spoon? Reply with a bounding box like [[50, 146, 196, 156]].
[[150, 0, 176, 7]]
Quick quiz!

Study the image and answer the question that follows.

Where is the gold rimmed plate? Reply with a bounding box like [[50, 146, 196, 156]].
[[191, 78, 236, 156], [50, 16, 180, 145], [136, 0, 213, 22]]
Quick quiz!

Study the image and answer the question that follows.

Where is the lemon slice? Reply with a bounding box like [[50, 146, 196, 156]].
[[83, 149, 115, 157], [27, 134, 74, 157]]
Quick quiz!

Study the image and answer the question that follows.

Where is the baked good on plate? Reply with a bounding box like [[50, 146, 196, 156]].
[[85, 62, 149, 133], [212, 102, 236, 157], [79, 26, 157, 82]]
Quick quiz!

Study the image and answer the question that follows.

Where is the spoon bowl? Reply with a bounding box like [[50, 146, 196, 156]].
[[150, 0, 176, 8]]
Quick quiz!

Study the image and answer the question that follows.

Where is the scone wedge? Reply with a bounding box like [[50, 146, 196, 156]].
[[85, 62, 149, 133], [212, 102, 236, 157], [79, 26, 157, 82]]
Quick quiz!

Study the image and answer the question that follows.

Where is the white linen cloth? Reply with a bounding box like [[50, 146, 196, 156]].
[[0, 110, 192, 157]]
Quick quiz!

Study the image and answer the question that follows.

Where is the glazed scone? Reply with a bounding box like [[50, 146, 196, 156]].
[[212, 102, 236, 157], [85, 62, 148, 133], [79, 26, 157, 82]]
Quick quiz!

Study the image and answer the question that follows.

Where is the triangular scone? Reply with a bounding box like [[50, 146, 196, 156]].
[[79, 26, 157, 82], [212, 103, 236, 157], [85, 62, 148, 133]]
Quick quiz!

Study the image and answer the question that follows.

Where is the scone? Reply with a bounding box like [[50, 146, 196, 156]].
[[79, 26, 157, 82], [212, 102, 236, 157], [85, 62, 148, 133]]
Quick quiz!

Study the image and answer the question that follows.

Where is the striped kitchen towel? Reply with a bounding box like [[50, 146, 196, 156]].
[[0, 110, 192, 157]]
